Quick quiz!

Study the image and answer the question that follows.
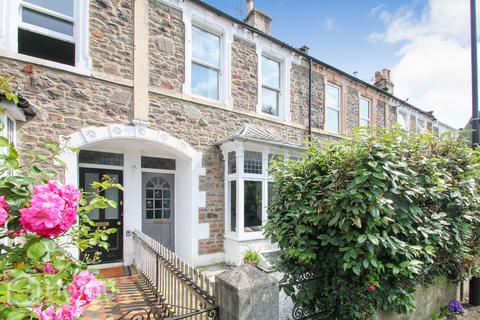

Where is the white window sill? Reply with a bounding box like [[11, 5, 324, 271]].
[[0, 49, 91, 76], [225, 232, 265, 242]]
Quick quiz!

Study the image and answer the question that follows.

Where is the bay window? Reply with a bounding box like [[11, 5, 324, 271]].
[[261, 56, 281, 117], [222, 144, 301, 240], [359, 97, 371, 126], [326, 83, 341, 133], [398, 111, 408, 131], [191, 25, 221, 101]]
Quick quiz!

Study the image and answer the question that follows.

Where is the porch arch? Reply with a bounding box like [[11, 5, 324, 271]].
[[59, 123, 209, 266]]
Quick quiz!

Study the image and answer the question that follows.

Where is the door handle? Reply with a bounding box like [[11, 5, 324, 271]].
[[117, 221, 121, 226]]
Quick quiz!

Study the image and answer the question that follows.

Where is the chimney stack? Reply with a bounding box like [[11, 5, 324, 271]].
[[244, 0, 272, 34], [373, 68, 395, 94]]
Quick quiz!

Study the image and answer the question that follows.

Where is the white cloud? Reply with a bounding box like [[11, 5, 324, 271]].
[[323, 16, 340, 31], [370, 0, 476, 128]]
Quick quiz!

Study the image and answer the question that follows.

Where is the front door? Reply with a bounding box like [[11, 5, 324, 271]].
[[79, 168, 123, 264], [142, 172, 175, 251]]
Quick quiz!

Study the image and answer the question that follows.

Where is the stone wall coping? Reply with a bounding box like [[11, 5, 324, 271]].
[[215, 264, 278, 292]]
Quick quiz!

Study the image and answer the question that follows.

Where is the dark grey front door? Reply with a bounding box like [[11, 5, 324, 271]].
[[141, 172, 175, 251]]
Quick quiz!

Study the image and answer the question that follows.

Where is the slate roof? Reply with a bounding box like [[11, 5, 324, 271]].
[[216, 124, 306, 150]]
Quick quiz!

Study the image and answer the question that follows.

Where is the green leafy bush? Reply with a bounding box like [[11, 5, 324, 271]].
[[264, 128, 480, 319]]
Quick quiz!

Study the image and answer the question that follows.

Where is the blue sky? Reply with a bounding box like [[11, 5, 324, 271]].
[[203, 0, 478, 128], [203, 0, 418, 82]]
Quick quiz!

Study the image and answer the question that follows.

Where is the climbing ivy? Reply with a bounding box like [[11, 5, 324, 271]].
[[264, 128, 480, 319]]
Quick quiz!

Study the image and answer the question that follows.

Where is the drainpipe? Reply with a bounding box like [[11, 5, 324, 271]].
[[308, 58, 313, 141]]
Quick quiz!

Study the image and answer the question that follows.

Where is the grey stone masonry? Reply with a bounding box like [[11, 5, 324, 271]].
[[231, 36, 258, 112], [90, 0, 134, 79], [346, 86, 360, 134], [149, 0, 185, 91], [215, 265, 279, 320], [376, 100, 386, 128]]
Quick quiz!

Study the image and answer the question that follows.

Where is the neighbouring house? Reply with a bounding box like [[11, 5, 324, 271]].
[[0, 0, 451, 267]]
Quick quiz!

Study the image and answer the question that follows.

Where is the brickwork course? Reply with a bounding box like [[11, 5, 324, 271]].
[[0, 0, 437, 258]]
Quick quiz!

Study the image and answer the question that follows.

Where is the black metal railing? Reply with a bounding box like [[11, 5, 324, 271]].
[[119, 230, 218, 320]]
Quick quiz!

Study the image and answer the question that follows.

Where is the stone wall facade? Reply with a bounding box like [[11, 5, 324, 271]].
[[149, 0, 184, 91], [0, 0, 438, 261], [231, 37, 258, 112], [290, 62, 324, 129], [376, 100, 386, 128], [346, 86, 360, 134], [90, 0, 134, 79]]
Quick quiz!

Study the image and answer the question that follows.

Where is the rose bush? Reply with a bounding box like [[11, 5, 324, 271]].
[[0, 78, 119, 319], [265, 128, 480, 319]]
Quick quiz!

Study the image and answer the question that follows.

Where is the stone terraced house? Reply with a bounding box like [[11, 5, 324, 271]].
[[0, 0, 452, 267]]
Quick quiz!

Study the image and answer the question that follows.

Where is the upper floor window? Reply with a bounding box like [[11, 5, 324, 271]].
[[416, 119, 425, 134], [191, 26, 220, 101], [19, 0, 75, 66], [398, 111, 408, 131], [326, 83, 341, 133], [359, 97, 370, 126], [261, 56, 281, 117]]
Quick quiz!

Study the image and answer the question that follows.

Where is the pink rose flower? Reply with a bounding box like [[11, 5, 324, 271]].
[[33, 305, 55, 320], [19, 181, 80, 238], [368, 284, 377, 292], [43, 262, 59, 274], [68, 271, 105, 306], [33, 304, 82, 320], [0, 196, 9, 226]]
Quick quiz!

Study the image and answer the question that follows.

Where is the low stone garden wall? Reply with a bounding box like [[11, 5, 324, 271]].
[[376, 278, 459, 320]]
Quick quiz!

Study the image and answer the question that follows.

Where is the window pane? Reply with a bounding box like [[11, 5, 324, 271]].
[[326, 108, 339, 133], [228, 151, 236, 174], [326, 84, 340, 110], [399, 113, 408, 130], [18, 29, 75, 66], [262, 56, 280, 88], [84, 172, 100, 220], [230, 181, 236, 232], [24, 0, 74, 17], [192, 26, 220, 67], [79, 151, 124, 166], [244, 181, 262, 232], [105, 174, 120, 219], [267, 182, 274, 207], [22, 7, 74, 36], [360, 98, 370, 122], [191, 63, 219, 100], [141, 156, 176, 170], [360, 119, 369, 126], [268, 154, 284, 174], [244, 151, 262, 174], [261, 87, 279, 116]]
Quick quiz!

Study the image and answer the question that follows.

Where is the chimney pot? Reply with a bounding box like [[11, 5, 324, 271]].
[[247, 0, 254, 13], [299, 45, 310, 54]]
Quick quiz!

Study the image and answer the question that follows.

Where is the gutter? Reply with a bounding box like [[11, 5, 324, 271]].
[[188, 0, 433, 118]]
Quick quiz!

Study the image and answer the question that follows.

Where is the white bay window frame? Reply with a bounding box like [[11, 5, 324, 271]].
[[0, 0, 90, 75], [222, 141, 301, 241]]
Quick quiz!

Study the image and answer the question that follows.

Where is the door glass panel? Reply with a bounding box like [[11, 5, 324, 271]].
[[84, 172, 99, 220], [105, 174, 119, 219], [145, 176, 172, 219], [146, 210, 153, 219], [163, 209, 171, 219]]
